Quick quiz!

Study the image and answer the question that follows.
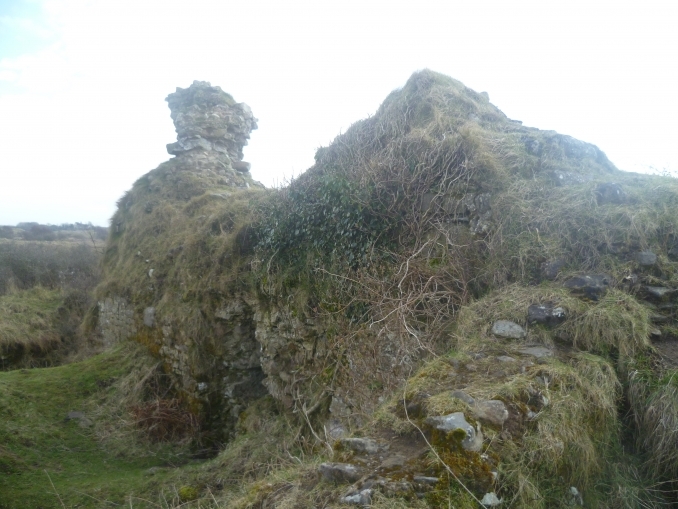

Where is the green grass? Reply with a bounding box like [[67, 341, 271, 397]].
[[0, 287, 64, 369], [0, 344, 190, 509]]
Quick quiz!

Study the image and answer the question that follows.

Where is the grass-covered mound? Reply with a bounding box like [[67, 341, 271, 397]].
[[88, 70, 678, 506], [0, 286, 92, 369]]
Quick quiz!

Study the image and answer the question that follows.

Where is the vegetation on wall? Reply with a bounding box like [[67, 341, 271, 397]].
[[43, 69, 678, 506]]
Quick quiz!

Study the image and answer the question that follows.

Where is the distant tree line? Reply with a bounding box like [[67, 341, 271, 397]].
[[0, 222, 108, 241], [0, 241, 100, 296]]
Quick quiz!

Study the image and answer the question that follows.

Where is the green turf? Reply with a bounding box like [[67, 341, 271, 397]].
[[0, 347, 179, 509]]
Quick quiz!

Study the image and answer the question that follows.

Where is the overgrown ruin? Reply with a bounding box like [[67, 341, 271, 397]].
[[86, 71, 678, 507]]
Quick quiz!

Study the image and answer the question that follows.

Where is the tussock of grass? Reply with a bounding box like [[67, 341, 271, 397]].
[[628, 362, 678, 489], [0, 286, 62, 347]]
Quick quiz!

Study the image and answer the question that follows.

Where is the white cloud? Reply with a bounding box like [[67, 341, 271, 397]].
[[0, 0, 677, 225]]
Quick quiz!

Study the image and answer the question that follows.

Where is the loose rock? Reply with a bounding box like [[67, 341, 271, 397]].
[[491, 320, 526, 339], [527, 303, 566, 326], [563, 274, 610, 300], [319, 463, 362, 483], [518, 346, 553, 359], [481, 492, 502, 506], [450, 390, 475, 405], [473, 400, 509, 427], [635, 251, 657, 266], [425, 412, 483, 451], [340, 488, 372, 506], [340, 437, 379, 454], [644, 286, 676, 300]]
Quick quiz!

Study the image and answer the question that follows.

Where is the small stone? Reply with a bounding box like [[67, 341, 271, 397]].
[[340, 488, 372, 506], [340, 438, 379, 455], [496, 355, 516, 363], [569, 486, 584, 506], [492, 320, 526, 339], [330, 396, 352, 417], [473, 400, 509, 427], [480, 492, 502, 506], [326, 419, 347, 440], [527, 303, 566, 326], [380, 454, 407, 469], [450, 390, 475, 405], [563, 274, 610, 300], [233, 161, 251, 173], [644, 286, 676, 300], [517, 346, 553, 359], [65, 411, 85, 421], [635, 251, 657, 266], [413, 476, 440, 485], [319, 462, 362, 483], [650, 313, 671, 323], [143, 307, 155, 327], [425, 412, 483, 451], [383, 481, 413, 495]]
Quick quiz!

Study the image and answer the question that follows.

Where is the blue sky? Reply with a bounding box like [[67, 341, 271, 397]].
[[1, 0, 677, 226]]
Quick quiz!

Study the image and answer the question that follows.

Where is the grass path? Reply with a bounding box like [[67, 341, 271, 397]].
[[0, 347, 177, 509]]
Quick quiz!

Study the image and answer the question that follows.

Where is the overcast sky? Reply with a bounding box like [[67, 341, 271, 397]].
[[1, 0, 677, 226]]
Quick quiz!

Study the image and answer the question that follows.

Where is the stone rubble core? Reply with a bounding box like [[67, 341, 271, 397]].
[[165, 80, 258, 174]]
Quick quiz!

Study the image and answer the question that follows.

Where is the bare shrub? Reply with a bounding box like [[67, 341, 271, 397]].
[[130, 398, 200, 443]]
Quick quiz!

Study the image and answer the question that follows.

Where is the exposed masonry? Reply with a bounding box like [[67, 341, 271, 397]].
[[97, 298, 135, 347]]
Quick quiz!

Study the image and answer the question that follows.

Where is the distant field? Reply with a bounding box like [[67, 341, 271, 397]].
[[0, 228, 104, 369]]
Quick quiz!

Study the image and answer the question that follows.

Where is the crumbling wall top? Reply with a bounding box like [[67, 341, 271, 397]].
[[165, 81, 257, 167]]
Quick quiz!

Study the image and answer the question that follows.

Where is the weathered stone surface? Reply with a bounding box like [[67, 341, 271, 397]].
[[595, 182, 626, 204], [413, 476, 440, 485], [473, 400, 509, 427], [319, 462, 362, 483], [143, 307, 155, 327], [481, 492, 503, 506], [491, 320, 526, 339], [450, 390, 475, 405], [518, 346, 553, 359], [232, 161, 252, 173], [380, 454, 407, 469], [542, 258, 566, 280], [326, 419, 347, 440], [425, 412, 483, 451], [527, 303, 566, 326], [340, 489, 372, 505], [635, 251, 657, 266], [98, 298, 135, 346], [165, 81, 257, 163], [496, 355, 516, 363], [340, 437, 379, 454], [644, 286, 676, 300], [563, 274, 610, 300]]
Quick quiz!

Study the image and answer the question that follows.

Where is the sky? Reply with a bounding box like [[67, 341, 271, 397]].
[[1, 0, 677, 226]]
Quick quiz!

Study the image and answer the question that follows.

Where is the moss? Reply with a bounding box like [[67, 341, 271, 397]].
[[178, 485, 199, 501]]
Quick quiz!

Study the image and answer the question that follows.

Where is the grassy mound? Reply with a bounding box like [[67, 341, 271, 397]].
[[86, 69, 678, 506]]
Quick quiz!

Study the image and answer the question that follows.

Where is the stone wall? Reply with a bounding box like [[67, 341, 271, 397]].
[[97, 297, 135, 347]]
